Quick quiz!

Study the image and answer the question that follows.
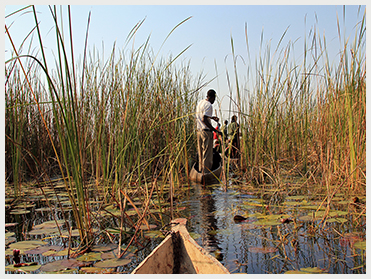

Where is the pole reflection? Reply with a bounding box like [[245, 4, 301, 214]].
[[196, 185, 222, 258]]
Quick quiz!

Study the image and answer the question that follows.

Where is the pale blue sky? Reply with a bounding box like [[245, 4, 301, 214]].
[[4, 2, 366, 118]]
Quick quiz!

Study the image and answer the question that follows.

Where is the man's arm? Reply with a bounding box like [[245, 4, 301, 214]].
[[202, 115, 222, 134]]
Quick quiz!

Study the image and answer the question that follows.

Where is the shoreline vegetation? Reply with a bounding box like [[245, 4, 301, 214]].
[[5, 5, 365, 253]]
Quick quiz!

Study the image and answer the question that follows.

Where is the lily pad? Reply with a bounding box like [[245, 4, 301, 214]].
[[29, 228, 59, 236], [91, 243, 117, 252], [79, 267, 115, 274], [5, 223, 19, 228], [24, 245, 62, 255], [139, 224, 157, 230], [248, 246, 278, 253], [5, 264, 41, 273], [300, 205, 324, 210], [94, 258, 131, 268], [253, 219, 281, 226], [5, 232, 16, 245], [10, 209, 30, 215], [15, 202, 36, 209], [326, 217, 348, 224], [353, 241, 366, 250], [285, 270, 307, 274], [144, 230, 165, 238], [298, 215, 313, 221], [243, 201, 264, 207], [70, 229, 81, 237], [52, 248, 77, 257], [39, 259, 87, 272], [33, 220, 65, 230], [9, 240, 46, 252], [332, 210, 349, 216], [217, 228, 234, 235], [101, 251, 116, 260], [300, 267, 327, 273], [283, 201, 305, 206], [77, 252, 102, 262], [189, 232, 201, 239], [286, 195, 307, 200], [241, 205, 254, 210]]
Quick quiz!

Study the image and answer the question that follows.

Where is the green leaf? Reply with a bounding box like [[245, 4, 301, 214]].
[[300, 267, 327, 273], [326, 217, 348, 223], [5, 264, 41, 272], [9, 240, 46, 252], [144, 230, 165, 238], [285, 270, 306, 274], [94, 258, 131, 268], [353, 241, 366, 250], [79, 267, 115, 274], [333, 210, 349, 216], [77, 252, 102, 262], [286, 195, 307, 200], [253, 219, 281, 226], [299, 215, 313, 221], [189, 232, 201, 239]]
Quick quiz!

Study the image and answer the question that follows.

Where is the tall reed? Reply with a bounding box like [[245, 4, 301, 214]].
[[5, 5, 202, 249], [228, 7, 366, 191]]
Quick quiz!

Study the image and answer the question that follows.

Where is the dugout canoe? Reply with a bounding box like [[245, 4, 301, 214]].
[[189, 162, 222, 184], [131, 218, 230, 274]]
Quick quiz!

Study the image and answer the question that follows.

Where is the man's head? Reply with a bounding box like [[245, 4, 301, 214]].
[[206, 89, 216, 104]]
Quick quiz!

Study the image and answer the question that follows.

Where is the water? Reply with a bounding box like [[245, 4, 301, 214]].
[[180, 183, 366, 274], [5, 180, 366, 274]]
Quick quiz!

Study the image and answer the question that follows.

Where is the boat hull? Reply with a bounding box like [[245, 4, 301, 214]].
[[131, 218, 229, 274], [189, 162, 222, 184]]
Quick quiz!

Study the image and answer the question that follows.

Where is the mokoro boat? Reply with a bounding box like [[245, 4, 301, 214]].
[[131, 218, 230, 274], [189, 162, 222, 184]]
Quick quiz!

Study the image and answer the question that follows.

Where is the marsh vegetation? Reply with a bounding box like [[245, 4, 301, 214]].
[[5, 5, 365, 274]]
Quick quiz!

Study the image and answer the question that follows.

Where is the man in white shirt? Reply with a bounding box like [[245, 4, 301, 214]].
[[196, 89, 222, 174]]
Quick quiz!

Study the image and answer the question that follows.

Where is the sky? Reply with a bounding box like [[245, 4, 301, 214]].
[[4, 1, 366, 120]]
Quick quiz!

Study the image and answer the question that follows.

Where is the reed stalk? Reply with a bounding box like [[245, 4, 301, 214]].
[[228, 7, 365, 191], [5, 5, 202, 251]]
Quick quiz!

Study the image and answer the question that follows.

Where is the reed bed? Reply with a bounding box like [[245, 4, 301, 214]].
[[5, 5, 366, 251], [227, 8, 366, 193], [5, 6, 200, 248]]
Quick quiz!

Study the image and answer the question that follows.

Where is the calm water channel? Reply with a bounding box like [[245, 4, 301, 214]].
[[5, 179, 366, 274]]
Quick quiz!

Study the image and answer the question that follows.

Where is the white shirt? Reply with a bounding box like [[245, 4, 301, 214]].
[[196, 99, 212, 130]]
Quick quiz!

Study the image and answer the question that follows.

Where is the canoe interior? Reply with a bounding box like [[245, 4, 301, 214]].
[[131, 218, 229, 274]]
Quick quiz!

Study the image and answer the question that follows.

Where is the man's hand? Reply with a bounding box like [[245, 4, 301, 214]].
[[212, 116, 219, 122]]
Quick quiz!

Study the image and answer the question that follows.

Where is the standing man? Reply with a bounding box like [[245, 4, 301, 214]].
[[196, 89, 222, 174], [228, 115, 240, 158], [221, 120, 228, 142]]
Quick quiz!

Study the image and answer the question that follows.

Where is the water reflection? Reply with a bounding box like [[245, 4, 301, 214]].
[[194, 185, 222, 256]]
